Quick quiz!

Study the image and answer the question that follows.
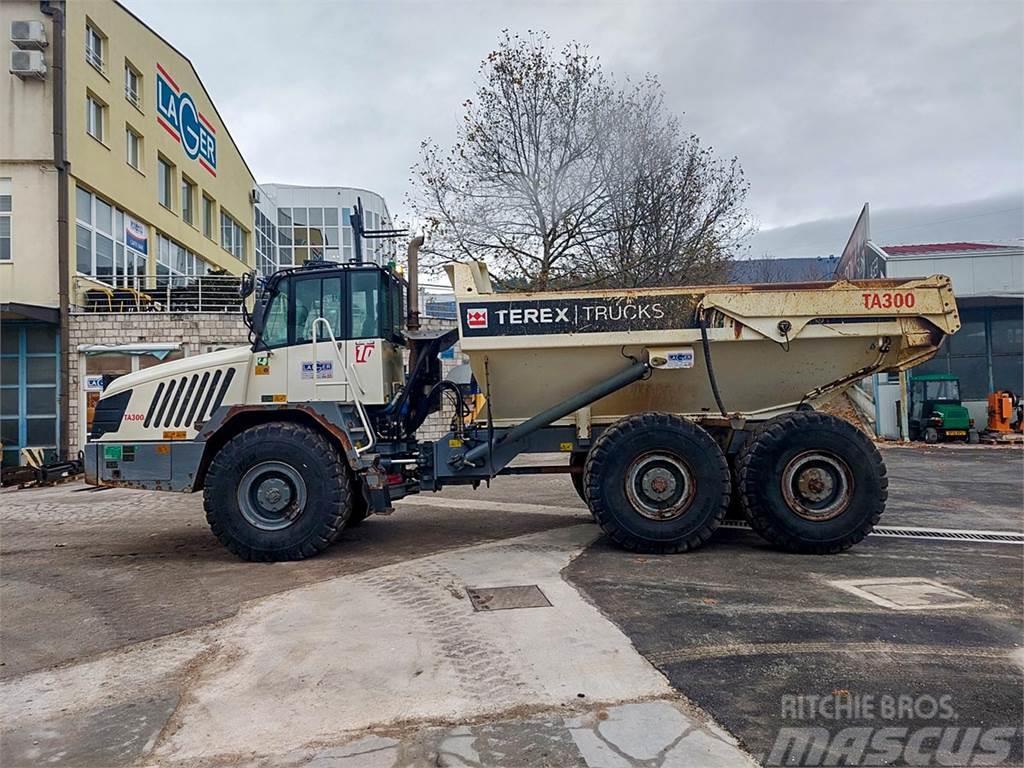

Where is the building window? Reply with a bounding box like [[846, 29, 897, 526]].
[[254, 208, 278, 276], [157, 156, 174, 210], [85, 22, 104, 72], [1, 325, 60, 469], [275, 206, 341, 267], [0, 178, 10, 261], [125, 126, 142, 170], [156, 234, 208, 287], [181, 176, 196, 226], [74, 185, 148, 288], [124, 61, 141, 108], [202, 195, 215, 239], [220, 210, 246, 261], [86, 94, 105, 143]]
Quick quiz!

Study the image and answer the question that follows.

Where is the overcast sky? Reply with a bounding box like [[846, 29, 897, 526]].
[[125, 0, 1024, 257]]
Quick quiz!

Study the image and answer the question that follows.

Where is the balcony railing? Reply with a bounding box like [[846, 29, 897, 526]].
[[72, 274, 245, 314]]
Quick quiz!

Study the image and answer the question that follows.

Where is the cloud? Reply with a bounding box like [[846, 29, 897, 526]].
[[124, 0, 1023, 237]]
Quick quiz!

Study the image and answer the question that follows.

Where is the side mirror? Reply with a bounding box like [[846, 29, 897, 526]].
[[239, 271, 256, 299]]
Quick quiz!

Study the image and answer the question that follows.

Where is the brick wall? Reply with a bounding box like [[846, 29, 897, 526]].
[[68, 312, 249, 455]]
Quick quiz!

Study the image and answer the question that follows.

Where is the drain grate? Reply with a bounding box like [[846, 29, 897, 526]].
[[718, 519, 1024, 545], [466, 585, 552, 612]]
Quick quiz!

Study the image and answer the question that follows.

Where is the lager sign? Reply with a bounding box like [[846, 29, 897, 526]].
[[156, 64, 217, 176]]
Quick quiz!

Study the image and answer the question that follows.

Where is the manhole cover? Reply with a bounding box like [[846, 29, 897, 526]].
[[466, 585, 551, 612], [828, 577, 981, 610]]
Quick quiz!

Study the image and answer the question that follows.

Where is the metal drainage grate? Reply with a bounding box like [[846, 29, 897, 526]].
[[466, 585, 552, 612], [718, 519, 1024, 545]]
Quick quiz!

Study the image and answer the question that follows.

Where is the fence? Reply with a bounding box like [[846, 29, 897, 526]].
[[72, 274, 245, 314]]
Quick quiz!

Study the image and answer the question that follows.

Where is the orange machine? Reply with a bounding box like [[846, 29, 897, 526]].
[[987, 391, 1023, 434]]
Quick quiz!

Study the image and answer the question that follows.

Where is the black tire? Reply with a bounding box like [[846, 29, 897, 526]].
[[924, 427, 939, 444], [345, 485, 370, 529], [736, 411, 887, 554], [204, 422, 351, 561], [584, 413, 730, 554], [570, 451, 589, 504]]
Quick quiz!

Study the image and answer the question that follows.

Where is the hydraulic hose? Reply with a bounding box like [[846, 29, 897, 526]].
[[699, 312, 728, 417]]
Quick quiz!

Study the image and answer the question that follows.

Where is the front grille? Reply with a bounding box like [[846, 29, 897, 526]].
[[143, 368, 237, 431], [89, 389, 133, 440]]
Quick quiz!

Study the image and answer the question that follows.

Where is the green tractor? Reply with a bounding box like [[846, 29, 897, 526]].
[[908, 373, 979, 444]]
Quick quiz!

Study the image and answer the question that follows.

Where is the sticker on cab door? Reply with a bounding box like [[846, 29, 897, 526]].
[[254, 354, 270, 375], [300, 361, 334, 380]]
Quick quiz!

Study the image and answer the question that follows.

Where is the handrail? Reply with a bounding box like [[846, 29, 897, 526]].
[[310, 317, 376, 456]]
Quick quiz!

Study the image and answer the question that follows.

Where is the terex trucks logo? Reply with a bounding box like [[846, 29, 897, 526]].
[[460, 295, 700, 337], [465, 308, 488, 329], [156, 64, 217, 176]]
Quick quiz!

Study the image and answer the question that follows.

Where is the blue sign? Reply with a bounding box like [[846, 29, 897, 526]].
[[156, 64, 217, 176], [125, 214, 148, 254]]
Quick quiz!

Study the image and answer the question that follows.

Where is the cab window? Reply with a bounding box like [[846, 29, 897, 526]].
[[926, 380, 959, 401], [261, 291, 289, 348], [350, 271, 380, 340], [294, 276, 344, 344]]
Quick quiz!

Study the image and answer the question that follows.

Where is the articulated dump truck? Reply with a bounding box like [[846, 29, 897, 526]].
[[84, 241, 960, 561]]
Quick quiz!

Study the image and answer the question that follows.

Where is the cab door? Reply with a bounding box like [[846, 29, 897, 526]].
[[288, 273, 351, 403]]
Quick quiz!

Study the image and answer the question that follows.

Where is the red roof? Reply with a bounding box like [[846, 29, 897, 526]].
[[882, 242, 1015, 255]]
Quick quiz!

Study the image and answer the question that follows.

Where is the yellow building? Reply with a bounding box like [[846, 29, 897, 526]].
[[2, 0, 258, 467]]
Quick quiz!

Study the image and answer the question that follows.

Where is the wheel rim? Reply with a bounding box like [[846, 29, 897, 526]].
[[237, 460, 307, 531], [780, 450, 853, 521], [625, 452, 696, 521]]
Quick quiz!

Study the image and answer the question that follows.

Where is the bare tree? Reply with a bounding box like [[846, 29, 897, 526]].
[[577, 77, 749, 288], [409, 31, 750, 291]]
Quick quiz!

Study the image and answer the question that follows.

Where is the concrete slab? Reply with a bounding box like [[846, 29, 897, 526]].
[[150, 525, 673, 763], [1, 523, 753, 767]]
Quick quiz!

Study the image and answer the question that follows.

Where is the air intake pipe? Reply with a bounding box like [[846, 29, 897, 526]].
[[406, 235, 424, 332]]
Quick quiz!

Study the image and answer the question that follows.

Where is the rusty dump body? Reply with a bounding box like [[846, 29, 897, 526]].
[[448, 261, 960, 425]]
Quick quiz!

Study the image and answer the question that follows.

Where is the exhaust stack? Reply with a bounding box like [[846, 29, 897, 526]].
[[406, 235, 424, 332]]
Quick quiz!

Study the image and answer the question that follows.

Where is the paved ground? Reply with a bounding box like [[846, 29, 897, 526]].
[[0, 444, 1021, 766], [565, 445, 1024, 766]]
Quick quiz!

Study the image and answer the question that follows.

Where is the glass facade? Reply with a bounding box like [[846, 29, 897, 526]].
[[255, 208, 277, 276], [156, 234, 210, 287], [276, 206, 340, 266], [75, 186, 148, 288], [912, 306, 1024, 399]]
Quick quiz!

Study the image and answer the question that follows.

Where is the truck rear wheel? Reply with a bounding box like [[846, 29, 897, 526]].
[[736, 411, 886, 554], [584, 413, 730, 553], [204, 422, 352, 561]]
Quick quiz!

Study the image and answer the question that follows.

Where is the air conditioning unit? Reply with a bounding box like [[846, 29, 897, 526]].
[[249, 189, 261, 205], [10, 49, 46, 80], [11, 20, 47, 50]]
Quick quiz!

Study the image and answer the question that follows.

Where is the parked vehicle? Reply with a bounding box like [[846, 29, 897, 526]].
[[908, 373, 979, 443], [84, 240, 960, 560]]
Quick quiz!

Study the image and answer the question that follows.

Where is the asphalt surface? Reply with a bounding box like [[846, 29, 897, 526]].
[[1, 443, 1021, 767], [565, 444, 1024, 766], [0, 483, 583, 678]]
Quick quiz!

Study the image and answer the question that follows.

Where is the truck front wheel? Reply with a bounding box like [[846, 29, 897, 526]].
[[736, 411, 886, 554], [204, 422, 352, 561], [584, 413, 730, 553]]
